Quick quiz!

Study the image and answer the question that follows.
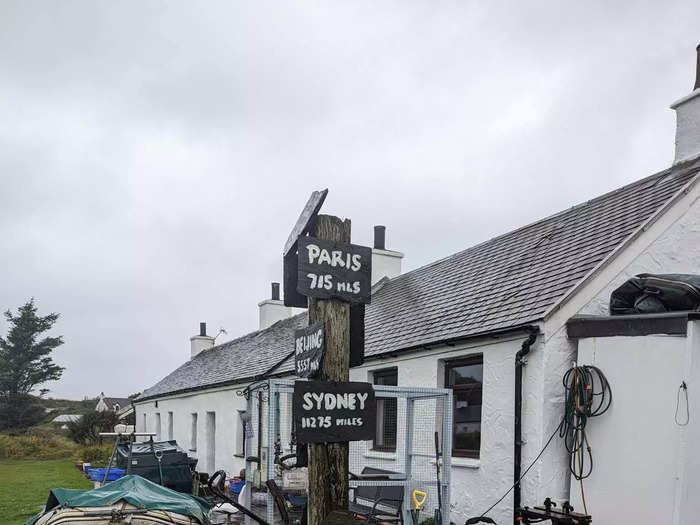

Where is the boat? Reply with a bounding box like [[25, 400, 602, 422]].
[[27, 475, 211, 525]]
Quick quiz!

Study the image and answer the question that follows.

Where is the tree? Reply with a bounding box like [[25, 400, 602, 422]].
[[0, 395, 46, 432], [0, 298, 64, 396], [0, 299, 64, 431]]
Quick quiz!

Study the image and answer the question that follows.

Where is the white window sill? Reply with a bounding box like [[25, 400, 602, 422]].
[[363, 450, 397, 461], [430, 457, 480, 469]]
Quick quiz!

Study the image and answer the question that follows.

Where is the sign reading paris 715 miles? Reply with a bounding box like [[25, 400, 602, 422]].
[[297, 236, 372, 304]]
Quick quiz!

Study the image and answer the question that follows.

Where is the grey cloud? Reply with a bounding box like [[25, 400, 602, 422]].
[[1, 0, 699, 397]]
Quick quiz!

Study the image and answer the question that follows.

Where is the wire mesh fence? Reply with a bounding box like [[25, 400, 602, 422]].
[[242, 379, 452, 525]]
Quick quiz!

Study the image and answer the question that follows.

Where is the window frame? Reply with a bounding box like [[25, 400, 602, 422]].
[[372, 367, 398, 452], [234, 410, 247, 458], [444, 354, 483, 459]]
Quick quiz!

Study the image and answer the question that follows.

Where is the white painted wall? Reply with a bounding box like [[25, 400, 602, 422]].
[[671, 89, 700, 165], [677, 320, 700, 525], [537, 175, 700, 521], [191, 334, 215, 359], [371, 248, 403, 284], [258, 299, 292, 330], [136, 387, 249, 477], [573, 333, 690, 524], [136, 334, 526, 523], [348, 335, 525, 525], [580, 196, 700, 318]]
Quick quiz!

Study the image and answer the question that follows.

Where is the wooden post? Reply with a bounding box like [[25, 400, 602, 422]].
[[307, 214, 351, 525]]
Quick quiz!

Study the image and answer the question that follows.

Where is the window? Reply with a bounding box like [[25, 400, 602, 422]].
[[373, 368, 397, 451], [155, 413, 161, 441], [445, 355, 483, 458], [143, 413, 147, 433], [167, 412, 174, 440], [236, 411, 248, 457], [190, 413, 198, 452]]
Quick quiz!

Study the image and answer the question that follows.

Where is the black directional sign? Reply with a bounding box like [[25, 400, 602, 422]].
[[294, 322, 324, 378], [293, 381, 376, 444], [297, 236, 372, 304]]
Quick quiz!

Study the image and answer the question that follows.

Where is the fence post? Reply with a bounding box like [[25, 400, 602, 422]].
[[267, 383, 277, 525], [403, 396, 415, 525], [442, 389, 453, 524]]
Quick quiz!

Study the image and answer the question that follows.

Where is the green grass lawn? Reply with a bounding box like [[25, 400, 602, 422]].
[[0, 459, 92, 525]]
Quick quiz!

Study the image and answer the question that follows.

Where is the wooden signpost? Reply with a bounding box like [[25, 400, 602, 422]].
[[284, 191, 373, 525]]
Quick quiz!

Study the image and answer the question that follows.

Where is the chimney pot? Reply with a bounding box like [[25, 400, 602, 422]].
[[670, 44, 700, 164], [374, 225, 386, 250], [191, 322, 215, 359], [271, 282, 280, 301]]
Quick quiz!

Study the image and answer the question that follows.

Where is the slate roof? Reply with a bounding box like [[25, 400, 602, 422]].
[[103, 397, 131, 408], [141, 315, 305, 398], [52, 414, 82, 423], [141, 160, 700, 400]]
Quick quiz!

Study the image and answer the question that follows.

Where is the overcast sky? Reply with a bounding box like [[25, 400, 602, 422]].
[[1, 1, 699, 399]]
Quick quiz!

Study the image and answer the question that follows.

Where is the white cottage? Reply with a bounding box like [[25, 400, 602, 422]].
[[135, 51, 700, 524]]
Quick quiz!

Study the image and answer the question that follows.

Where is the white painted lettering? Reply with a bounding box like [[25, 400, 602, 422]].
[[306, 244, 320, 264], [356, 392, 368, 410], [302, 393, 313, 410]]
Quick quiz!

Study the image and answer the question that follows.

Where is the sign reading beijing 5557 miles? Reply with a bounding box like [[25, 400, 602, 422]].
[[297, 236, 372, 304]]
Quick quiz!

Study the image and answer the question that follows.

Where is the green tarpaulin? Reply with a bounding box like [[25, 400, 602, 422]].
[[27, 475, 211, 525]]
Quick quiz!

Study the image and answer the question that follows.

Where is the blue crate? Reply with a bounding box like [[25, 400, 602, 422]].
[[87, 467, 125, 481]]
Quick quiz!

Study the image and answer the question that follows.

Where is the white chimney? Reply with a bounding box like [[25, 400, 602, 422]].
[[258, 282, 292, 330], [670, 44, 700, 165], [190, 322, 215, 359], [371, 225, 404, 285]]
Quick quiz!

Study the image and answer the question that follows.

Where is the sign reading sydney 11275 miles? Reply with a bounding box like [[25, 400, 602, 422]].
[[297, 236, 372, 304], [293, 380, 376, 444]]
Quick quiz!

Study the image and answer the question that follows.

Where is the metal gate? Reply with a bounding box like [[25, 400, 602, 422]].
[[241, 379, 453, 525]]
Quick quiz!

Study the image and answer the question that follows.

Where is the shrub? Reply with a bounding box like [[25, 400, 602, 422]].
[[0, 433, 80, 460], [78, 445, 113, 466], [66, 411, 119, 445], [0, 433, 113, 464]]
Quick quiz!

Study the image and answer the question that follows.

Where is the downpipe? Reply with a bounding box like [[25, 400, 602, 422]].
[[513, 326, 539, 524]]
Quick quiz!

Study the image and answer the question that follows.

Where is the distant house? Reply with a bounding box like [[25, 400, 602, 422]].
[[95, 392, 131, 414]]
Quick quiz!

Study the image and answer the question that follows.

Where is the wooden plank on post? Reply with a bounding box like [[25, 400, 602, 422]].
[[307, 214, 351, 525]]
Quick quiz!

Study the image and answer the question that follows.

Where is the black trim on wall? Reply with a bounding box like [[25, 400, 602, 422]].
[[566, 312, 700, 339]]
